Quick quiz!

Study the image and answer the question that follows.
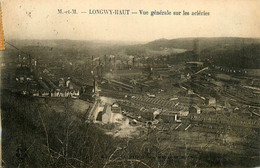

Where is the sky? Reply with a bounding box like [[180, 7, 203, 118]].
[[2, 0, 260, 42]]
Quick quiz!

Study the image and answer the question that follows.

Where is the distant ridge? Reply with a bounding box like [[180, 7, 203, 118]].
[[145, 37, 260, 50]]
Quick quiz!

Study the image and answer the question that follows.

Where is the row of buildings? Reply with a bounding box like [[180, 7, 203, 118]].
[[15, 53, 84, 98], [213, 65, 260, 77], [29, 89, 80, 98]]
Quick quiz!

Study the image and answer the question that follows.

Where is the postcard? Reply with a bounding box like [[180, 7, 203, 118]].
[[1, 0, 260, 167]]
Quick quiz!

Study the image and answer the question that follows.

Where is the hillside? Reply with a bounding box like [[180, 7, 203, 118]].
[[145, 37, 260, 51], [201, 43, 260, 69], [5, 37, 260, 69], [144, 37, 260, 68]]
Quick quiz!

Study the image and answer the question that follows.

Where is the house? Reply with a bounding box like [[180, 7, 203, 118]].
[[49, 89, 80, 98], [58, 78, 65, 87], [111, 103, 121, 113], [30, 89, 39, 97], [206, 97, 216, 106], [189, 105, 201, 114], [174, 114, 182, 123], [43, 69, 50, 74], [69, 83, 74, 90], [66, 77, 71, 88], [101, 104, 112, 123], [39, 90, 50, 97], [159, 110, 182, 123], [179, 111, 189, 117], [95, 103, 123, 123], [153, 110, 161, 119]]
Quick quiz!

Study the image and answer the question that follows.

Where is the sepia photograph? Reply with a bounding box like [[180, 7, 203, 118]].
[[0, 0, 260, 167]]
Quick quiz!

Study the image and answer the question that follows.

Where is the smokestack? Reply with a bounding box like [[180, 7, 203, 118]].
[[29, 54, 33, 72], [18, 54, 21, 62], [92, 55, 94, 67], [114, 56, 116, 65], [101, 65, 103, 77], [193, 39, 200, 56], [104, 55, 107, 65], [93, 79, 96, 93]]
